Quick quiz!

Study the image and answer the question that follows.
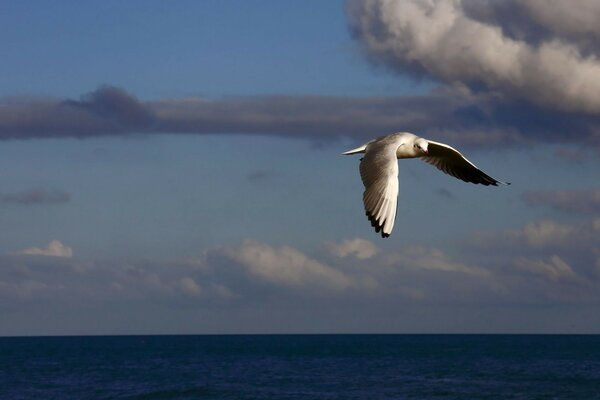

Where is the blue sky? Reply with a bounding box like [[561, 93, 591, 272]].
[[1, 0, 600, 335], [1, 0, 422, 98]]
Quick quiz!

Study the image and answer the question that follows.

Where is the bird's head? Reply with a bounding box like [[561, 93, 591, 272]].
[[414, 138, 429, 155]]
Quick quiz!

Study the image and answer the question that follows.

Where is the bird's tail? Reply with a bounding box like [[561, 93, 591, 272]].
[[342, 144, 367, 155]]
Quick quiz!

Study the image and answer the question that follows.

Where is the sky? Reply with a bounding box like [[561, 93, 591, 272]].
[[1, 0, 600, 336]]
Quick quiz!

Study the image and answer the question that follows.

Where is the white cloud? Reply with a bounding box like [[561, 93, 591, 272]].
[[179, 277, 202, 297], [386, 245, 489, 276], [222, 240, 358, 291], [518, 220, 574, 248], [514, 255, 578, 281], [347, 0, 600, 113], [14, 240, 73, 258], [473, 218, 600, 253], [326, 238, 379, 259]]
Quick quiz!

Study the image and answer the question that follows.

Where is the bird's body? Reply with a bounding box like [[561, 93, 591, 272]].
[[344, 132, 508, 238]]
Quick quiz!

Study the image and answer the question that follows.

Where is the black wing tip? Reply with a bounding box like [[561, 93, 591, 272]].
[[366, 211, 391, 238]]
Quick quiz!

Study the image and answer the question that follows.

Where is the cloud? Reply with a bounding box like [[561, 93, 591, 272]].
[[178, 277, 202, 297], [519, 220, 575, 248], [3, 235, 600, 334], [0, 188, 70, 205], [523, 189, 600, 214], [462, 0, 600, 50], [326, 238, 379, 259], [345, 0, 600, 152], [467, 218, 600, 289], [0, 4, 600, 152], [0, 86, 155, 140], [1, 86, 490, 146], [217, 240, 360, 291], [472, 219, 581, 251], [14, 240, 73, 258], [385, 245, 489, 276], [347, 0, 600, 114], [514, 255, 578, 282], [2, 85, 600, 152]]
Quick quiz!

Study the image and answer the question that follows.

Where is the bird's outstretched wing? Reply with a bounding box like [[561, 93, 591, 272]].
[[359, 140, 400, 238], [421, 140, 509, 186]]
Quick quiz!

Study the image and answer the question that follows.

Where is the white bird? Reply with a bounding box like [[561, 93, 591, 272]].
[[343, 132, 509, 238]]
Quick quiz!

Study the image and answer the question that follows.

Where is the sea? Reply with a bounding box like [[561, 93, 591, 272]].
[[1, 334, 599, 399]]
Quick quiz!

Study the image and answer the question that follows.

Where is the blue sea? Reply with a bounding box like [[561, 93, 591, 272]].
[[1, 335, 599, 399]]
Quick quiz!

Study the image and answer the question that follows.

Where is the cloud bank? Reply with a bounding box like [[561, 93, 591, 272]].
[[0, 82, 599, 151], [2, 231, 600, 334]]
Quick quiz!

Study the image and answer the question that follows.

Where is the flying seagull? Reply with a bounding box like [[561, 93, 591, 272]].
[[343, 132, 509, 238]]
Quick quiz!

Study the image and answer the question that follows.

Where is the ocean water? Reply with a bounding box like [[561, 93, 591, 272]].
[[1, 335, 599, 399]]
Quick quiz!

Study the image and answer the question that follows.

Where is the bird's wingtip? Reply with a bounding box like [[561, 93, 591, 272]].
[[342, 144, 367, 155]]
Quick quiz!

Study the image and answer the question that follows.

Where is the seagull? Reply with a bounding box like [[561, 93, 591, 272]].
[[343, 132, 509, 238]]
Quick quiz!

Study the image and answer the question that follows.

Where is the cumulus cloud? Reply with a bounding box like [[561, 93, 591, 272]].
[[347, 0, 600, 114], [218, 240, 360, 291], [523, 188, 600, 214], [0, 188, 70, 205], [326, 238, 379, 259], [14, 240, 73, 258]]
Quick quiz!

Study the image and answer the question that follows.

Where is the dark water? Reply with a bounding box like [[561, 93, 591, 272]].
[[1, 335, 599, 399]]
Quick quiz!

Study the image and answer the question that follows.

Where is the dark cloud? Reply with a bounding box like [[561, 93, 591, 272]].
[[63, 85, 155, 129], [2, 85, 600, 152], [0, 188, 70, 205], [523, 189, 600, 214], [0, 86, 155, 139]]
